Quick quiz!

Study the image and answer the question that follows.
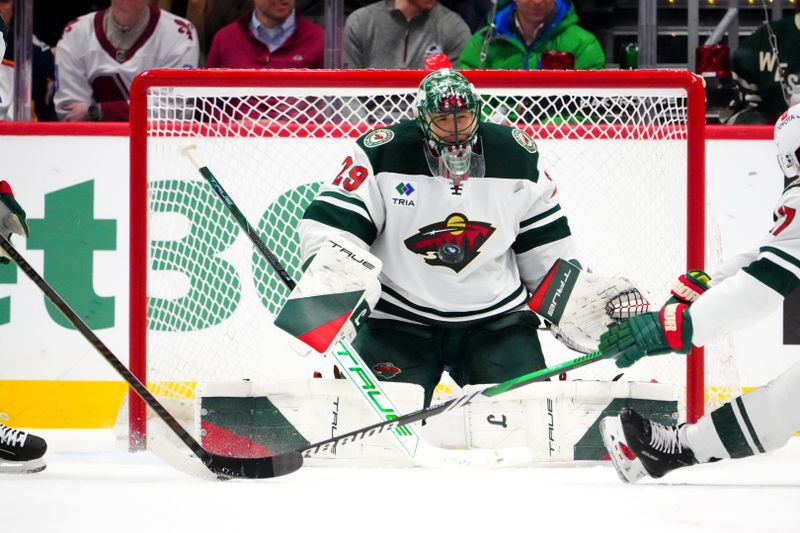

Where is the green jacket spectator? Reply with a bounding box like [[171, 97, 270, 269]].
[[458, 0, 604, 70], [728, 8, 800, 125]]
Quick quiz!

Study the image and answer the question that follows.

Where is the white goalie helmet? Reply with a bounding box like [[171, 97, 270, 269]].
[[775, 103, 800, 178]]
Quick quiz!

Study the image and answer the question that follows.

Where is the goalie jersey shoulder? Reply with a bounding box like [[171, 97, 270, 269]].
[[356, 121, 431, 177], [479, 122, 541, 183]]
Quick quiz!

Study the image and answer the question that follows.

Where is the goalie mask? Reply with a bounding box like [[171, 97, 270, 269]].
[[775, 103, 800, 178], [414, 69, 481, 177]]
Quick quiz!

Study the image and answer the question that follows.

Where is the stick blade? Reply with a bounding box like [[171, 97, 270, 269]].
[[206, 451, 304, 479]]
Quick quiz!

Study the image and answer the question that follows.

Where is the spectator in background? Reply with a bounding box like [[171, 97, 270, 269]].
[[169, 0, 252, 57], [458, 0, 604, 70], [344, 0, 470, 69], [54, 0, 199, 122], [0, 0, 57, 121], [206, 0, 323, 68], [0, 6, 7, 117], [33, 1, 109, 48], [440, 0, 492, 34], [726, 3, 800, 125], [295, 0, 376, 29]]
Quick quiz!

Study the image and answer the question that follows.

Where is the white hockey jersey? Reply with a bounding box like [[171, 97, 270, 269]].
[[299, 121, 579, 325], [691, 178, 800, 345], [54, 5, 198, 121]]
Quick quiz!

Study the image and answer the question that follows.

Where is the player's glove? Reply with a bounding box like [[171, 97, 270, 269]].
[[599, 303, 694, 368], [666, 269, 711, 306], [0, 180, 30, 264]]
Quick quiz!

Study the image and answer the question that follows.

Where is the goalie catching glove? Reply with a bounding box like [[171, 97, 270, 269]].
[[275, 236, 382, 355], [599, 270, 710, 368], [0, 181, 30, 264], [528, 259, 650, 353]]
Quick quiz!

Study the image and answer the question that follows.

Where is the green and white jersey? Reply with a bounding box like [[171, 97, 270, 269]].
[[299, 120, 578, 325], [731, 14, 800, 122], [691, 178, 800, 345]]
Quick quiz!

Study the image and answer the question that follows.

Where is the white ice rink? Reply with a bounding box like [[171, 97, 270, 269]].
[[2, 430, 800, 533]]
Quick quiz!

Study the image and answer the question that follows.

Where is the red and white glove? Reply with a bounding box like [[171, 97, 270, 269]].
[[667, 269, 711, 305], [0, 180, 30, 264]]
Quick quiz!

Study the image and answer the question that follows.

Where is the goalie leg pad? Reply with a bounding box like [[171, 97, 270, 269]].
[[448, 381, 677, 462]]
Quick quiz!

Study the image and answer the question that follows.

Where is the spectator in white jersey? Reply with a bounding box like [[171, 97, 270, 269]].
[[54, 0, 199, 122], [599, 104, 800, 483], [343, 0, 471, 69]]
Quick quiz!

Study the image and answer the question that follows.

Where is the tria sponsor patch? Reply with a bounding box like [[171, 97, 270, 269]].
[[391, 181, 417, 207]]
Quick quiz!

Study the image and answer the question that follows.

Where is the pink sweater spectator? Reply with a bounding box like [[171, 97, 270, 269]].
[[206, 12, 324, 69]]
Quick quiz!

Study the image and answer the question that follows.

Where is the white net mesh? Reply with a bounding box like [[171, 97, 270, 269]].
[[133, 71, 739, 436]]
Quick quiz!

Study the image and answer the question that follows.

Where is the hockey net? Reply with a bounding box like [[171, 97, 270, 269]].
[[129, 69, 739, 451]]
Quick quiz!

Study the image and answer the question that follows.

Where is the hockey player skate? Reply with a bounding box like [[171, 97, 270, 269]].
[[0, 422, 47, 474], [600, 408, 696, 483]]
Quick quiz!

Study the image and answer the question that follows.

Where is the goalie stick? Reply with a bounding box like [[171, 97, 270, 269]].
[[296, 349, 608, 460], [146, 336, 607, 479], [0, 233, 303, 479], [181, 143, 532, 469]]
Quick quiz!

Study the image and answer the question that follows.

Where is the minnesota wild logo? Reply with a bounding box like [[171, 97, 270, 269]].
[[363, 129, 395, 148], [404, 213, 495, 273], [511, 128, 537, 154]]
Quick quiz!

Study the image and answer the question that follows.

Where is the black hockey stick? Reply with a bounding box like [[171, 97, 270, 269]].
[[0, 233, 302, 479], [181, 144, 297, 291]]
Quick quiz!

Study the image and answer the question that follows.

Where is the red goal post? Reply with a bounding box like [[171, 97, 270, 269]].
[[129, 69, 710, 451]]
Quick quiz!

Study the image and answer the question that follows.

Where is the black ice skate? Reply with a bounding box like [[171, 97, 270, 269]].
[[0, 422, 47, 474], [619, 407, 697, 479]]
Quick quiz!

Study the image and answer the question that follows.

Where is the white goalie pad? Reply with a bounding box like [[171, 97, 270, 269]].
[[424, 380, 677, 463], [528, 259, 650, 353], [195, 379, 424, 468]]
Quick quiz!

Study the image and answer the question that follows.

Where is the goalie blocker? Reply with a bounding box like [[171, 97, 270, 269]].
[[275, 236, 382, 354], [528, 259, 650, 353]]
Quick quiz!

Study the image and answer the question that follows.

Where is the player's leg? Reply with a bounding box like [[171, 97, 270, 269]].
[[0, 422, 47, 474], [605, 360, 800, 482], [683, 359, 800, 462], [451, 311, 547, 386], [351, 318, 445, 406]]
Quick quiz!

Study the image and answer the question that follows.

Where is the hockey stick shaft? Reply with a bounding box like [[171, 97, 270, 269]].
[[181, 145, 296, 291], [0, 234, 301, 479]]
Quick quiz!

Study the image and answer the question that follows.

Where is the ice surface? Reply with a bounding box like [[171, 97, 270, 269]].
[[2, 430, 799, 533]]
